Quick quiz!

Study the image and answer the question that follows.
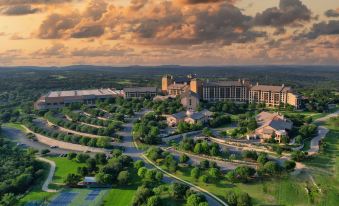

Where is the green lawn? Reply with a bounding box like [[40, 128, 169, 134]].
[[103, 187, 136, 206], [304, 117, 339, 206], [3, 122, 26, 132], [47, 157, 86, 183]]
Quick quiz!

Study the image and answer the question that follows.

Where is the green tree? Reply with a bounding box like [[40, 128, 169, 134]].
[[194, 143, 203, 154], [134, 160, 145, 170], [225, 191, 237, 206], [146, 195, 161, 206], [170, 183, 189, 200], [191, 167, 200, 179], [179, 154, 189, 163], [117, 171, 130, 184], [64, 173, 82, 187]]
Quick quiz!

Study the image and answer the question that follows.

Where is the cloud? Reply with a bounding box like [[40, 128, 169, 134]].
[[71, 24, 105, 38], [36, 0, 265, 45], [301, 20, 339, 39], [0, 4, 40, 15], [176, 0, 229, 5], [0, 0, 72, 5], [253, 0, 312, 27], [325, 9, 339, 17], [33, 43, 66, 56], [70, 44, 134, 57], [37, 12, 81, 39]]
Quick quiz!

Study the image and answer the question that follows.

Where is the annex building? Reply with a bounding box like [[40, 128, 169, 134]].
[[34, 88, 124, 110]]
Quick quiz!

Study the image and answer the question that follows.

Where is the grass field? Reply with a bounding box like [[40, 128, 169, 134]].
[[304, 117, 339, 206], [103, 187, 136, 206], [3, 122, 26, 132], [47, 156, 86, 183]]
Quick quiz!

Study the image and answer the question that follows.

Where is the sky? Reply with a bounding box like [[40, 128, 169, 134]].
[[0, 0, 338, 66]]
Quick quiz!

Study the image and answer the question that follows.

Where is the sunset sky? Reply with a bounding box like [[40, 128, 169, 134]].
[[0, 0, 338, 66]]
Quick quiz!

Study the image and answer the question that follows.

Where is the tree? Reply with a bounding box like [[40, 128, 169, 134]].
[[67, 152, 77, 160], [132, 186, 153, 206], [257, 153, 268, 165], [237, 192, 252, 206], [111, 149, 122, 158], [225, 191, 237, 206], [76, 153, 90, 163], [117, 171, 130, 185], [186, 194, 206, 206], [225, 171, 237, 183], [137, 167, 147, 178], [263, 161, 281, 175], [170, 183, 189, 200], [194, 143, 203, 154], [64, 173, 81, 187], [96, 137, 111, 148], [202, 127, 213, 137], [86, 158, 98, 173], [209, 168, 220, 179], [234, 166, 256, 182], [146, 195, 161, 206], [291, 151, 306, 162], [200, 175, 209, 183], [155, 171, 163, 182], [134, 160, 145, 170], [283, 160, 296, 171], [0, 193, 18, 206], [191, 167, 200, 179], [179, 154, 189, 163], [77, 166, 88, 177]]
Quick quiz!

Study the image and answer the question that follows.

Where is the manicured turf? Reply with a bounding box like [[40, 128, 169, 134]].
[[47, 157, 85, 183], [3, 122, 26, 132], [103, 187, 136, 206]]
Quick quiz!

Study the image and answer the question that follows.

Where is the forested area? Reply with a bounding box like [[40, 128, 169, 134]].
[[0, 126, 44, 205]]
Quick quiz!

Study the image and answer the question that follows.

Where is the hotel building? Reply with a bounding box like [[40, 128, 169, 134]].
[[202, 79, 250, 103], [249, 84, 301, 108]]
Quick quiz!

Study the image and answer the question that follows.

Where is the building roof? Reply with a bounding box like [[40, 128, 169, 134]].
[[267, 119, 293, 131], [203, 81, 244, 87], [123, 87, 158, 93], [172, 111, 187, 119], [46, 88, 121, 98], [84, 177, 97, 183], [251, 84, 292, 92], [188, 112, 205, 120], [174, 77, 191, 84]]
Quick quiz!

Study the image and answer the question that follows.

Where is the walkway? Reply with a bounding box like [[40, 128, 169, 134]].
[[36, 157, 58, 192], [308, 110, 338, 155]]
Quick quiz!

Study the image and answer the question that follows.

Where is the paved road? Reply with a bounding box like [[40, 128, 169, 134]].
[[2, 127, 71, 154]]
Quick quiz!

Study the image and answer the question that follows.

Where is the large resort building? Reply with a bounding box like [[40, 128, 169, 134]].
[[34, 88, 123, 110], [161, 75, 302, 109], [35, 74, 302, 110]]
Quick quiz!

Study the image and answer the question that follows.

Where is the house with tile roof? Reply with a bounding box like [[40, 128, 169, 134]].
[[255, 111, 293, 143]]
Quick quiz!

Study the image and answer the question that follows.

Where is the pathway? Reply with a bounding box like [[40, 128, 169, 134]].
[[36, 157, 58, 192], [308, 110, 338, 155]]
